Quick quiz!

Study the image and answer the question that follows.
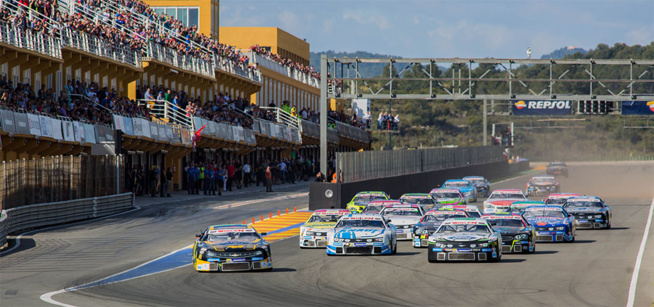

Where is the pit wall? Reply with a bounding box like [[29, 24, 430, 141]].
[[309, 160, 529, 210]]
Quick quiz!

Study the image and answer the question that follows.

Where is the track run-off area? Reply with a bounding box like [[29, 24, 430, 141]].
[[1, 162, 653, 307]]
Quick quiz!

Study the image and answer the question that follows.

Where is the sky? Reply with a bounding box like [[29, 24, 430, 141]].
[[220, 0, 654, 59]]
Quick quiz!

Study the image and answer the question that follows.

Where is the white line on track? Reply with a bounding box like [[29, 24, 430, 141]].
[[211, 192, 308, 210], [626, 197, 654, 307]]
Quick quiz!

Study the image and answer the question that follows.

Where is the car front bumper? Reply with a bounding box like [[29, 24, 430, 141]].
[[326, 242, 392, 255], [428, 247, 499, 261], [534, 230, 573, 242], [194, 256, 272, 272], [501, 239, 534, 253], [300, 235, 329, 248]]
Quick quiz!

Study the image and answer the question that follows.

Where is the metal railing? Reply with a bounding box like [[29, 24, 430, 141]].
[[0, 21, 62, 59], [145, 42, 214, 78], [258, 106, 302, 141], [0, 155, 125, 210], [336, 146, 506, 183], [246, 51, 319, 87], [331, 120, 369, 143], [137, 99, 193, 130], [214, 54, 262, 83], [59, 27, 140, 67], [0, 193, 133, 247]]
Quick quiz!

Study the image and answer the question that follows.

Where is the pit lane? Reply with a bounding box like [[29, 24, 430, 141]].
[[1, 163, 653, 306]]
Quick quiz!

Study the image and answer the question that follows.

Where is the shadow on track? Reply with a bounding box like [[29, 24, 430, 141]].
[[500, 258, 527, 263], [394, 252, 421, 256], [533, 250, 558, 255]]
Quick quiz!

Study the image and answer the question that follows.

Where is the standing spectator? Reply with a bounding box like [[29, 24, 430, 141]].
[[255, 160, 264, 186], [149, 165, 158, 197], [226, 160, 235, 191], [234, 159, 242, 189], [393, 114, 400, 130], [199, 164, 206, 194], [166, 167, 173, 197], [243, 160, 251, 187], [215, 164, 223, 196], [265, 165, 273, 192], [378, 111, 384, 129], [160, 166, 167, 197], [186, 163, 196, 195]]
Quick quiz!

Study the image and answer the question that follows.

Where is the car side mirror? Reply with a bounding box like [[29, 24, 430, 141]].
[[261, 232, 268, 236], [386, 219, 392, 223], [195, 233, 202, 239]]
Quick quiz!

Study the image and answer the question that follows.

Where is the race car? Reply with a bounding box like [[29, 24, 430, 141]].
[[441, 179, 477, 202], [299, 209, 351, 248], [412, 208, 469, 248], [193, 224, 272, 272], [507, 201, 546, 214], [440, 204, 482, 218], [462, 176, 491, 197], [427, 218, 502, 262], [326, 214, 397, 255], [526, 175, 560, 196], [546, 161, 568, 177], [346, 191, 390, 213], [482, 213, 536, 253], [563, 196, 612, 229], [362, 200, 401, 214], [429, 188, 467, 206], [545, 193, 580, 206], [400, 193, 438, 211], [522, 205, 576, 242], [380, 204, 425, 240], [483, 189, 528, 214]]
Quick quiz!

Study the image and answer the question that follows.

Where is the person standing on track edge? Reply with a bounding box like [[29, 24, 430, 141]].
[[265, 165, 273, 192], [226, 160, 235, 191]]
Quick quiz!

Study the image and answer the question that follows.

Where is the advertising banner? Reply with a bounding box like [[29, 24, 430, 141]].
[[62, 121, 74, 142], [140, 119, 151, 138], [73, 122, 83, 142], [622, 101, 654, 115], [113, 114, 124, 131], [51, 119, 63, 140], [13, 113, 30, 135], [84, 123, 95, 143], [0, 110, 16, 134], [123, 117, 134, 135], [512, 100, 572, 115], [28, 114, 41, 136]]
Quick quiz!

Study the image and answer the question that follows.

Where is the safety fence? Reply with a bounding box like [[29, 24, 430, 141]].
[[0, 155, 125, 210], [299, 119, 340, 143], [0, 193, 133, 248], [60, 28, 140, 68], [145, 42, 214, 78], [252, 119, 301, 144], [0, 21, 62, 59], [336, 146, 506, 183]]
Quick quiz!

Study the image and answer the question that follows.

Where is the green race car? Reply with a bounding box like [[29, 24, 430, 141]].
[[346, 191, 390, 213]]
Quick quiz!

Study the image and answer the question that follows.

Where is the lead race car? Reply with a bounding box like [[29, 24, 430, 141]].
[[442, 179, 477, 202], [327, 214, 397, 255], [483, 189, 528, 214], [427, 218, 502, 262], [413, 208, 469, 248], [462, 176, 491, 197], [526, 175, 560, 197], [380, 204, 425, 240], [429, 188, 467, 207], [563, 196, 612, 229], [482, 212, 536, 253], [299, 209, 351, 248], [193, 225, 272, 272], [522, 205, 576, 242], [346, 191, 390, 213]]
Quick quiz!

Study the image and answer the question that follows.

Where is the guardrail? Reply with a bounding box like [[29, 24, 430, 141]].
[[0, 193, 133, 248], [60, 28, 140, 67], [137, 99, 193, 130], [145, 42, 214, 78], [336, 146, 506, 183], [0, 21, 62, 59], [214, 54, 262, 83], [246, 51, 319, 87]]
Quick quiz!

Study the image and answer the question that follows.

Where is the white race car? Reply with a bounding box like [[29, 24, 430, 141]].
[[380, 204, 425, 240], [327, 214, 397, 255], [299, 209, 351, 248], [483, 189, 528, 214]]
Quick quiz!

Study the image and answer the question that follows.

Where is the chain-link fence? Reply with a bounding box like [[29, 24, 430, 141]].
[[0, 155, 124, 210], [336, 146, 506, 183]]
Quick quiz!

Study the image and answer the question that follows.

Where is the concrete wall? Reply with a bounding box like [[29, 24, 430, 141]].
[[309, 160, 525, 210]]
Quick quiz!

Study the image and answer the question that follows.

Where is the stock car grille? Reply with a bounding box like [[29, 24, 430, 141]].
[[305, 240, 327, 247], [345, 246, 373, 254], [536, 227, 556, 231], [535, 235, 553, 241], [221, 263, 251, 271], [206, 251, 259, 257], [448, 253, 475, 261]]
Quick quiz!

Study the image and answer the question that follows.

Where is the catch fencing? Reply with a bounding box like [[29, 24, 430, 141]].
[[0, 155, 124, 210], [336, 146, 506, 183]]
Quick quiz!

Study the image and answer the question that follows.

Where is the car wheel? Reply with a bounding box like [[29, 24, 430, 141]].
[[392, 241, 397, 254], [607, 217, 612, 229], [428, 252, 437, 263]]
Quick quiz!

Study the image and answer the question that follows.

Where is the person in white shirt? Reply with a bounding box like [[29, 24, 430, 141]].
[[144, 88, 155, 101], [243, 162, 251, 187], [378, 111, 384, 129]]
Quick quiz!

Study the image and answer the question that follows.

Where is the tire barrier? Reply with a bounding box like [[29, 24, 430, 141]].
[[0, 193, 134, 248]]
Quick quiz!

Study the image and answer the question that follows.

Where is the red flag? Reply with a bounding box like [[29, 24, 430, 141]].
[[192, 124, 206, 148]]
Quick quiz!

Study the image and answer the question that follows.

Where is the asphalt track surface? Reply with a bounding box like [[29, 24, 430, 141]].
[[1, 163, 653, 307]]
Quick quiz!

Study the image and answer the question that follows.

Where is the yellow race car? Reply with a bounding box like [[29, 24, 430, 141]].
[[299, 209, 351, 248], [193, 224, 272, 272], [346, 191, 390, 213]]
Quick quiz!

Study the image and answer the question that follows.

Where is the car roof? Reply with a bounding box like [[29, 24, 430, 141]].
[[342, 214, 385, 220], [441, 204, 480, 211], [208, 224, 252, 230], [441, 218, 489, 225], [463, 176, 485, 179], [512, 201, 546, 206], [566, 196, 602, 202], [547, 193, 579, 198], [427, 208, 466, 214], [384, 204, 421, 209], [532, 175, 555, 178], [493, 189, 523, 193], [314, 209, 351, 215], [481, 213, 524, 219], [401, 193, 430, 197], [444, 179, 469, 183], [355, 191, 387, 195], [430, 188, 462, 193], [368, 200, 401, 205], [524, 205, 565, 211]]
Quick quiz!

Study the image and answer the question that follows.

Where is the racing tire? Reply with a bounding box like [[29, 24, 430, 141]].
[[391, 241, 397, 255], [427, 253, 437, 263], [489, 253, 501, 262]]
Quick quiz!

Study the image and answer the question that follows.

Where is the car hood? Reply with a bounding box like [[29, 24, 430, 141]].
[[433, 232, 492, 242], [566, 208, 604, 214], [531, 182, 556, 186], [415, 222, 441, 230], [197, 240, 266, 251], [303, 222, 337, 229], [334, 227, 387, 239], [526, 217, 567, 227], [438, 198, 464, 204], [485, 199, 520, 207], [387, 216, 422, 226]]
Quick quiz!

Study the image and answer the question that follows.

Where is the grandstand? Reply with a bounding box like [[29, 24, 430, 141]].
[[0, 0, 370, 201]]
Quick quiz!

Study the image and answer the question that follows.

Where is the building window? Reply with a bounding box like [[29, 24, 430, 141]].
[[151, 7, 199, 28]]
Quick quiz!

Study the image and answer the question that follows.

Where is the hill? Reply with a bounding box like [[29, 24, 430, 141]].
[[540, 46, 587, 59]]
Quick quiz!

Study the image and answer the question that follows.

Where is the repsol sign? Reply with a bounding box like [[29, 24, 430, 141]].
[[512, 100, 572, 115]]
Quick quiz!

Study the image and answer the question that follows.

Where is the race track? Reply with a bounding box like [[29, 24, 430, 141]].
[[1, 163, 653, 307]]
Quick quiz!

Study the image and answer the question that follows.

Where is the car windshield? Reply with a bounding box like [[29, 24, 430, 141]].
[[205, 232, 260, 243], [431, 192, 461, 198], [532, 177, 554, 183], [382, 208, 422, 217], [354, 195, 386, 204], [443, 182, 468, 188], [487, 219, 524, 227], [466, 179, 485, 185], [308, 215, 342, 223], [423, 214, 467, 222], [564, 201, 604, 209], [523, 210, 565, 219], [549, 162, 566, 167], [489, 193, 526, 199], [508, 207, 528, 213], [466, 211, 481, 218], [336, 219, 384, 228], [402, 198, 434, 205], [362, 204, 384, 213], [546, 198, 568, 205], [436, 224, 490, 234]]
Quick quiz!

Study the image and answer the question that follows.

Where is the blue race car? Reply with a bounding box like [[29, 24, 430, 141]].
[[522, 205, 576, 242], [327, 214, 397, 255], [442, 179, 477, 202], [463, 176, 491, 197], [482, 212, 536, 253], [563, 196, 612, 229]]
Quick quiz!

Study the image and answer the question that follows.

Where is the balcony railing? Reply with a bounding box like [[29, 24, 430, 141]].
[[214, 55, 262, 83], [246, 51, 319, 87], [59, 28, 140, 67], [136, 99, 193, 130], [0, 22, 62, 59], [144, 42, 214, 78]]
